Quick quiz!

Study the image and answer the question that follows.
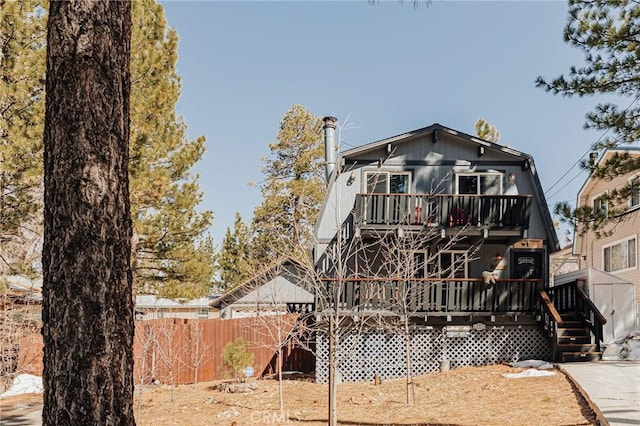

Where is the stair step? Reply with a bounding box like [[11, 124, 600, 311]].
[[557, 335, 591, 344], [556, 328, 589, 336], [557, 343, 597, 352], [560, 352, 601, 362], [557, 320, 583, 328]]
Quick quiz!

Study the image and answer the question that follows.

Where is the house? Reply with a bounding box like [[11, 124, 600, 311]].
[[210, 258, 315, 319], [312, 120, 568, 381], [549, 244, 580, 284], [557, 147, 640, 338], [0, 275, 42, 305], [134, 295, 215, 320]]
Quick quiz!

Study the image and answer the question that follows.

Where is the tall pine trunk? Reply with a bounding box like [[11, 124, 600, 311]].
[[42, 2, 134, 425]]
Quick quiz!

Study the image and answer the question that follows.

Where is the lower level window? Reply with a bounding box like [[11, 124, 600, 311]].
[[603, 237, 637, 272]]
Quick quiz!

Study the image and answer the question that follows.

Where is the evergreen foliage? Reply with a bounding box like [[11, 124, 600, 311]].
[[221, 337, 254, 382], [0, 0, 215, 296], [474, 118, 500, 143], [129, 0, 215, 298], [251, 105, 325, 264], [218, 213, 253, 291], [0, 1, 46, 272], [536, 0, 640, 233]]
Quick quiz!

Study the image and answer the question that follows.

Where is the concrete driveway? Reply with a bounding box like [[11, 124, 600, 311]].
[[560, 362, 640, 426]]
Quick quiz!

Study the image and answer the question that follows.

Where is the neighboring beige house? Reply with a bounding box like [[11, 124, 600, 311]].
[[135, 295, 215, 320], [549, 244, 580, 285], [570, 147, 640, 332]]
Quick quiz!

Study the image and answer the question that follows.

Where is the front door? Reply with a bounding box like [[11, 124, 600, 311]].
[[511, 250, 544, 279]]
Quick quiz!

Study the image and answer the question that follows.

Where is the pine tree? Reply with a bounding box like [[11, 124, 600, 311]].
[[0, 1, 46, 273], [475, 118, 500, 143], [218, 213, 253, 291], [251, 105, 325, 264], [42, 1, 134, 423], [1, 0, 214, 297], [129, 0, 215, 298], [536, 0, 640, 231]]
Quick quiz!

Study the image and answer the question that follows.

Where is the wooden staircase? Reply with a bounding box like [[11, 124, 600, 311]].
[[537, 281, 607, 363], [555, 313, 601, 362]]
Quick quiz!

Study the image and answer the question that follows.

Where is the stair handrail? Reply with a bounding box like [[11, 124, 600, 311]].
[[575, 286, 607, 351], [537, 289, 563, 361], [538, 290, 564, 325]]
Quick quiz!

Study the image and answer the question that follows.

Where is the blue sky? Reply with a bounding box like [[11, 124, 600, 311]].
[[161, 1, 613, 247]]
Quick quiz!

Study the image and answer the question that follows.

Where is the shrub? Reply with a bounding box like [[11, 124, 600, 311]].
[[221, 337, 254, 382]]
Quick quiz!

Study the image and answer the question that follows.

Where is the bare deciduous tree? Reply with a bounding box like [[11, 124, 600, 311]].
[[241, 261, 314, 415]]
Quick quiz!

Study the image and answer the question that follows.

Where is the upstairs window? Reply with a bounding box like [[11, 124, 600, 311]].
[[593, 193, 609, 219], [365, 171, 411, 194], [603, 236, 637, 272], [456, 172, 502, 195], [630, 176, 639, 209]]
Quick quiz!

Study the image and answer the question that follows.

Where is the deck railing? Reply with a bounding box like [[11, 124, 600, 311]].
[[317, 277, 544, 315], [354, 193, 531, 229], [547, 280, 606, 350]]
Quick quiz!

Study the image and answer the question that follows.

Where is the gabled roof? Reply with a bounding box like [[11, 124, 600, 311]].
[[324, 122, 560, 251], [576, 146, 640, 199], [135, 295, 182, 309], [341, 123, 532, 161], [210, 257, 313, 309]]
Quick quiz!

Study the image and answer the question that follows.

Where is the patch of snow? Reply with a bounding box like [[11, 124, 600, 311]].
[[0, 374, 43, 398], [503, 369, 556, 379], [510, 360, 554, 369]]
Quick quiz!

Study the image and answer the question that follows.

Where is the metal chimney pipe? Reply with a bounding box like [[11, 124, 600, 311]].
[[323, 116, 337, 182]]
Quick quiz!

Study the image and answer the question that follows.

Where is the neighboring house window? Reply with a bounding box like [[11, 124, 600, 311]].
[[197, 307, 209, 319], [365, 171, 411, 194], [456, 172, 502, 195], [630, 176, 640, 209], [603, 236, 637, 272], [592, 193, 608, 218]]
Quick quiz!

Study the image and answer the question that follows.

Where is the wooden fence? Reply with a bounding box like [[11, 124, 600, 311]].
[[17, 315, 315, 385]]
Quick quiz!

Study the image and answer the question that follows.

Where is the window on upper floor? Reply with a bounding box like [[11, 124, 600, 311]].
[[197, 307, 209, 319], [456, 172, 502, 195], [592, 193, 609, 219], [603, 236, 637, 273], [365, 171, 411, 194], [630, 176, 639, 209]]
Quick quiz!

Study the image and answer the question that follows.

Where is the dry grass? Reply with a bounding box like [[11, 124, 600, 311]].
[[0, 365, 597, 425], [130, 364, 597, 425]]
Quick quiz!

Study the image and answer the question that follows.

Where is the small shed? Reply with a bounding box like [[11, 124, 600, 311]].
[[554, 268, 637, 344]]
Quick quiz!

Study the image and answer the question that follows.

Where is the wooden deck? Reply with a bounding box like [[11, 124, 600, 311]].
[[317, 277, 544, 316], [354, 194, 531, 237]]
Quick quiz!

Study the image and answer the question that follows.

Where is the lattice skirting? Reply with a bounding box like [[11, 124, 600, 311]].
[[315, 326, 552, 383]]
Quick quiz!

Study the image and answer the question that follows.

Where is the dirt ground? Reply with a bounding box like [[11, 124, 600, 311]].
[[0, 365, 597, 425]]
